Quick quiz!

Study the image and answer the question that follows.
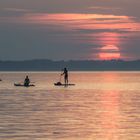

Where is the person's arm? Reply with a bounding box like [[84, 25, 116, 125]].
[[61, 72, 64, 76], [61, 70, 65, 75]]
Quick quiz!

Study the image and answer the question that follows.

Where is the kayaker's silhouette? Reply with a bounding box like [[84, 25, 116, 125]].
[[24, 76, 30, 86]]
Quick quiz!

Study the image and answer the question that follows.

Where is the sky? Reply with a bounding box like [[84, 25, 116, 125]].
[[0, 0, 140, 60]]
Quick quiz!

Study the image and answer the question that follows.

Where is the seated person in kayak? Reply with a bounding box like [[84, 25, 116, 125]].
[[24, 76, 30, 86]]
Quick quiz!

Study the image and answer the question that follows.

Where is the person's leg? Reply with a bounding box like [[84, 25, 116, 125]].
[[64, 77, 66, 85], [66, 76, 68, 85], [65, 76, 68, 86], [24, 83, 28, 86]]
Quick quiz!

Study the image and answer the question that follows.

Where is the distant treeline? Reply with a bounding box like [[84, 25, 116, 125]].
[[0, 59, 140, 71]]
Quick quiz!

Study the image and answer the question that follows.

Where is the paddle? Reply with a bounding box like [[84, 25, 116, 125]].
[[59, 74, 62, 83], [16, 81, 35, 84]]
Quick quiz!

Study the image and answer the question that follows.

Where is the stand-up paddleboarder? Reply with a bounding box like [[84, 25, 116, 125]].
[[61, 68, 68, 86]]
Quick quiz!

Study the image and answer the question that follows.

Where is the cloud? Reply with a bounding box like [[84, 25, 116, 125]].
[[0, 13, 135, 29], [0, 12, 140, 60], [3, 8, 31, 12], [88, 6, 121, 10], [18, 13, 140, 33]]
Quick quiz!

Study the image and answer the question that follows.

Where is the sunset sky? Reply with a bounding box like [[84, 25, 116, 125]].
[[0, 0, 140, 60]]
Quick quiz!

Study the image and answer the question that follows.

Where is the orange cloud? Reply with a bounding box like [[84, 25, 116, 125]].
[[1, 13, 139, 60], [17, 13, 139, 35]]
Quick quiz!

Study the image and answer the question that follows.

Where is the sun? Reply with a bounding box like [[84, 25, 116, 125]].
[[99, 45, 120, 60]]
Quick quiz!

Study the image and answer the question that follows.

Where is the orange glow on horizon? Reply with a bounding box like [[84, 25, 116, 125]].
[[22, 13, 140, 31], [19, 13, 140, 60], [99, 45, 121, 60], [23, 13, 140, 32], [25, 13, 129, 21]]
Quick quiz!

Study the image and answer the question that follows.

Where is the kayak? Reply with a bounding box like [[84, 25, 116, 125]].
[[14, 83, 35, 87], [54, 83, 75, 86]]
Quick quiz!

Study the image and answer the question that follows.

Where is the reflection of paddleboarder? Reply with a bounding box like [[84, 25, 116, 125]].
[[61, 68, 68, 85]]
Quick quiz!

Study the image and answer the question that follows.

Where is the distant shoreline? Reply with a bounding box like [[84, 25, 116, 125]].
[[0, 70, 140, 72], [0, 59, 140, 71]]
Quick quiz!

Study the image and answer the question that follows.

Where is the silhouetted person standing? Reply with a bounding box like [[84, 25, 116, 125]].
[[61, 68, 68, 86], [24, 76, 30, 86]]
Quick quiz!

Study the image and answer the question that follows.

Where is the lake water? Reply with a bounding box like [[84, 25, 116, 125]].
[[0, 72, 139, 140]]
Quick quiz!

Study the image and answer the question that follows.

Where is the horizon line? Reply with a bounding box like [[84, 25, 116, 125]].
[[0, 59, 140, 62]]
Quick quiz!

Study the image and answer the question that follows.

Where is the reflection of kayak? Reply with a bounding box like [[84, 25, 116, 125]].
[[14, 83, 35, 87], [54, 82, 75, 86]]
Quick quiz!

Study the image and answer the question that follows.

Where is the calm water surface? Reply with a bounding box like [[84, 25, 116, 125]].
[[0, 72, 139, 140]]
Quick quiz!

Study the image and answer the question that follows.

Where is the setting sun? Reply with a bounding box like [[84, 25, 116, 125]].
[[99, 45, 120, 60]]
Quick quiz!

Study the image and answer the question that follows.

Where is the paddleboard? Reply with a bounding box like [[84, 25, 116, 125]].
[[14, 83, 35, 87], [54, 83, 75, 86]]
